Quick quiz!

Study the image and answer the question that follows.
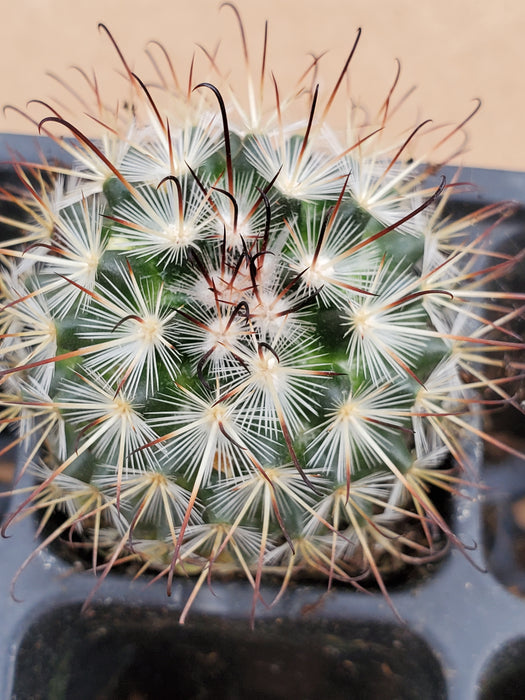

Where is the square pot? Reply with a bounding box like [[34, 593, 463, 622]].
[[1, 135, 524, 700]]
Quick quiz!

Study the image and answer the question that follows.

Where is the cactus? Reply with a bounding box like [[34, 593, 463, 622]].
[[1, 9, 524, 624]]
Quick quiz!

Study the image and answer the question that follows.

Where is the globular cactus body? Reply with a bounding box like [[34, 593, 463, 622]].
[[1, 11, 523, 622]]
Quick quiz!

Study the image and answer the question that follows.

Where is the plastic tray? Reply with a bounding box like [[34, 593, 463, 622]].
[[1, 134, 524, 700]]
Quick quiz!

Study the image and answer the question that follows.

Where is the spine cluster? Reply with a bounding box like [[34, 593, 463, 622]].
[[1, 14, 523, 622]]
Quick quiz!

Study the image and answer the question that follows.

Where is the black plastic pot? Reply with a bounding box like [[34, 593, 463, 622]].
[[1, 134, 524, 700]]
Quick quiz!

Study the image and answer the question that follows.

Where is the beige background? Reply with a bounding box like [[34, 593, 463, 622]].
[[1, 0, 524, 171]]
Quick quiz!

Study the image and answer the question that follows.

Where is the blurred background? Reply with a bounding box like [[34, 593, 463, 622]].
[[1, 0, 524, 171]]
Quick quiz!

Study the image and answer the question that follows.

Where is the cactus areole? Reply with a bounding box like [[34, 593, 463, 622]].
[[1, 10, 523, 623]]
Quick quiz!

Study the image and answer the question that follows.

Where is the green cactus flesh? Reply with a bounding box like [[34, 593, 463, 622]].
[[1, 20, 523, 621]]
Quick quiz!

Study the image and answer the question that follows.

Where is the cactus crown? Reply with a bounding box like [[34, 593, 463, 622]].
[[1, 9, 523, 623]]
